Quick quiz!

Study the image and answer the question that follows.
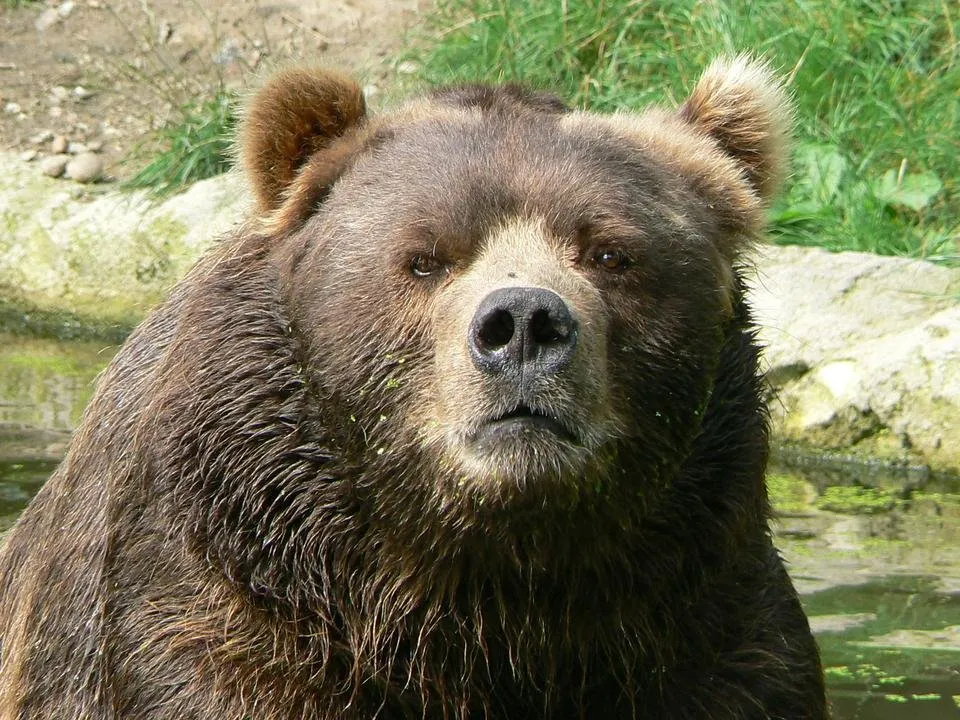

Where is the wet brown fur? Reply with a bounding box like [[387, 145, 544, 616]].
[[241, 66, 367, 214], [0, 58, 825, 719]]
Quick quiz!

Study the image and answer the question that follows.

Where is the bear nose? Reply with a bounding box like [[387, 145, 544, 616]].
[[469, 287, 578, 375]]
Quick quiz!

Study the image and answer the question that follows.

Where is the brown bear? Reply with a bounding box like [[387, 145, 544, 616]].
[[0, 57, 826, 719]]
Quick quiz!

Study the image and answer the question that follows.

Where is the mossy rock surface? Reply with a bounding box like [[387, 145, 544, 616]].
[[0, 152, 248, 326]]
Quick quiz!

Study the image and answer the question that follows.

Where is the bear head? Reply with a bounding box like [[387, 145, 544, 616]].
[[236, 58, 790, 520]]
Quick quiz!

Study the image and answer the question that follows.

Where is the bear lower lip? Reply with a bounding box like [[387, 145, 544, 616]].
[[473, 413, 576, 444]]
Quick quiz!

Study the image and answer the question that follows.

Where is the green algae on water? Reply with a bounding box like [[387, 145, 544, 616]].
[[815, 485, 902, 514]]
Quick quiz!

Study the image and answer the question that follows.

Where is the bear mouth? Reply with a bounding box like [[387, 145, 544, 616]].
[[473, 404, 578, 444]]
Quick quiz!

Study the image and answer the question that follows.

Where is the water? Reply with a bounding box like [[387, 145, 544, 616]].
[[771, 463, 960, 718], [0, 458, 54, 533], [0, 332, 958, 717]]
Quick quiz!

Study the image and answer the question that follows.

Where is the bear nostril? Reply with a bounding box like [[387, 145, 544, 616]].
[[530, 308, 566, 345], [478, 309, 515, 350]]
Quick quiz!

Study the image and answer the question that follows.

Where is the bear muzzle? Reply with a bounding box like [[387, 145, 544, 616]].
[[466, 286, 582, 445]]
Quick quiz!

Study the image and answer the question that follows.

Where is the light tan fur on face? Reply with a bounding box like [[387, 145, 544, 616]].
[[421, 217, 617, 489]]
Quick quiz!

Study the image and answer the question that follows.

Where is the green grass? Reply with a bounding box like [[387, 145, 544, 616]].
[[406, 0, 959, 264], [122, 91, 238, 198]]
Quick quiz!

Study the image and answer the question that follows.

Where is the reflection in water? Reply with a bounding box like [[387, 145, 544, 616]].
[[807, 576, 960, 719], [2, 454, 959, 717], [770, 463, 960, 719], [0, 334, 117, 432], [0, 459, 54, 533]]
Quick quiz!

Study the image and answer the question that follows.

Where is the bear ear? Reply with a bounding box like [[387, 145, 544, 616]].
[[678, 56, 791, 202], [240, 67, 367, 217]]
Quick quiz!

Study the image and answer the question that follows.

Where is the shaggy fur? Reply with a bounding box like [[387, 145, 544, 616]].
[[241, 67, 367, 214], [0, 57, 825, 719]]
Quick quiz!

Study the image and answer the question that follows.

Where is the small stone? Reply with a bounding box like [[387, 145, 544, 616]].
[[213, 39, 242, 66], [50, 85, 69, 101], [363, 84, 380, 101], [157, 21, 173, 45], [73, 85, 93, 100], [67, 142, 88, 154], [20, 149, 38, 162], [4, 101, 22, 115], [85, 139, 103, 152], [65, 152, 103, 183], [41, 154, 71, 177], [30, 130, 54, 144], [57, 1, 75, 19], [35, 8, 60, 31], [396, 60, 420, 75], [50, 135, 68, 153]]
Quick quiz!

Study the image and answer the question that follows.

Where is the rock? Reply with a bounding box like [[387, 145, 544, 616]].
[[213, 39, 242, 66], [29, 130, 54, 145], [807, 613, 877, 634], [65, 153, 103, 183], [67, 142, 88, 155], [57, 1, 75, 19], [19, 150, 38, 162], [35, 8, 60, 32], [40, 154, 70, 177], [4, 102, 22, 115], [750, 244, 960, 473], [50, 135, 68, 154], [86, 139, 103, 152], [157, 21, 173, 45], [48, 86, 69, 106], [73, 86, 93, 100], [0, 151, 248, 327], [396, 60, 420, 75]]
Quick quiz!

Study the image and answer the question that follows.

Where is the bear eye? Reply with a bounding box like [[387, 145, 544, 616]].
[[593, 248, 630, 273], [410, 254, 446, 278]]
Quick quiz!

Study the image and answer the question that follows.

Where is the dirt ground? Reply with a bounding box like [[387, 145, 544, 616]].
[[0, 0, 430, 179]]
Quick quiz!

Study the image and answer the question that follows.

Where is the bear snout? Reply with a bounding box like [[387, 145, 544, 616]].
[[468, 286, 579, 378]]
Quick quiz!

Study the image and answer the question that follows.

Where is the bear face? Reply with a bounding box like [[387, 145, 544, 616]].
[[245, 58, 788, 515]]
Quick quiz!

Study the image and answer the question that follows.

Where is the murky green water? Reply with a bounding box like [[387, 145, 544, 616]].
[[1, 333, 958, 717], [770, 463, 960, 718]]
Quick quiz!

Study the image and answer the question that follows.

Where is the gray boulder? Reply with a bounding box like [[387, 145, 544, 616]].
[[750, 245, 960, 473]]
